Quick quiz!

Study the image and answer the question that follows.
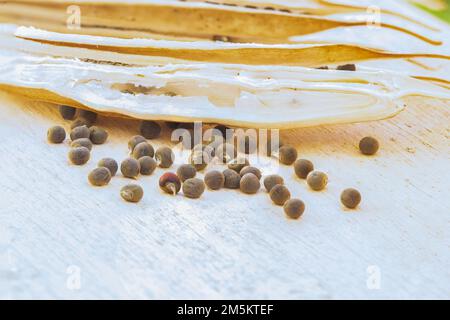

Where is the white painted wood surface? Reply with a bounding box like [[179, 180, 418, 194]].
[[0, 91, 449, 299]]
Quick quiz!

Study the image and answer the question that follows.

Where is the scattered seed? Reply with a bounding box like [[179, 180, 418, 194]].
[[204, 170, 225, 190], [341, 188, 361, 209], [337, 64, 356, 71], [263, 174, 284, 192], [359, 136, 379, 155], [182, 178, 205, 199], [223, 169, 241, 189], [128, 135, 147, 151], [139, 156, 157, 175], [68, 146, 90, 165], [159, 172, 181, 195], [189, 150, 209, 171], [155, 146, 175, 168], [70, 138, 93, 151], [70, 118, 91, 129], [132, 142, 155, 159], [59, 105, 77, 120], [306, 171, 328, 191], [227, 156, 249, 173], [240, 173, 260, 194], [121, 158, 140, 179], [177, 164, 197, 182], [140, 120, 161, 139], [270, 185, 291, 206], [70, 125, 90, 141], [79, 109, 98, 123], [98, 158, 118, 176], [88, 167, 111, 186], [294, 159, 314, 179], [283, 199, 305, 219], [47, 125, 66, 144], [279, 145, 297, 165], [120, 184, 143, 203], [89, 126, 108, 144], [240, 166, 261, 180]]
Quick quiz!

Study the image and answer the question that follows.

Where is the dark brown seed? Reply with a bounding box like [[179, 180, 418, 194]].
[[70, 118, 91, 129], [159, 172, 181, 195], [120, 184, 143, 203], [79, 109, 97, 123], [239, 166, 261, 180], [279, 145, 297, 165], [89, 126, 108, 144], [176, 164, 197, 182], [68, 146, 90, 165], [204, 170, 225, 190], [182, 178, 205, 199], [269, 185, 291, 206], [128, 135, 147, 151], [263, 174, 284, 192], [140, 120, 161, 139], [139, 156, 157, 175], [59, 105, 77, 120], [132, 142, 155, 159], [70, 138, 93, 151], [70, 125, 90, 141], [294, 159, 314, 179], [283, 199, 305, 219], [98, 158, 118, 176], [337, 64, 356, 71], [306, 171, 328, 191], [88, 167, 111, 186], [47, 126, 66, 143], [121, 158, 140, 179], [155, 146, 175, 168], [189, 151, 209, 171], [240, 173, 260, 194], [227, 156, 249, 173], [223, 169, 241, 189], [359, 137, 379, 155], [341, 188, 361, 209]]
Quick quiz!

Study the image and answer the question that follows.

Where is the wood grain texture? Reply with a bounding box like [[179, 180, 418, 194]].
[[0, 91, 449, 299]]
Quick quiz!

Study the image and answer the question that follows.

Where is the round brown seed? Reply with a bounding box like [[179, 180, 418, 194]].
[[359, 136, 379, 155], [88, 167, 111, 186], [223, 169, 241, 189], [68, 146, 90, 165], [306, 171, 328, 191], [98, 158, 118, 176], [279, 145, 297, 165], [132, 142, 155, 159], [140, 120, 161, 139], [204, 170, 225, 190], [240, 173, 260, 194], [239, 166, 261, 180], [59, 105, 77, 120], [176, 164, 197, 182], [155, 146, 175, 168], [182, 178, 205, 199], [139, 156, 157, 175], [121, 158, 140, 179], [70, 138, 93, 151], [159, 172, 181, 195], [294, 159, 314, 179], [263, 174, 284, 192], [227, 156, 249, 173], [269, 185, 291, 206], [79, 110, 97, 124], [70, 118, 91, 129], [341, 188, 361, 209], [70, 125, 90, 141], [283, 199, 305, 219], [120, 184, 143, 203], [189, 150, 209, 171], [89, 126, 108, 144], [47, 126, 66, 144], [128, 135, 147, 151]]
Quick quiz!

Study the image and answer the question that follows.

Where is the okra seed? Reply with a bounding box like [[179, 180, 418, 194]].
[[240, 173, 260, 194], [121, 158, 140, 179], [204, 170, 225, 190], [128, 135, 147, 151], [68, 146, 90, 165], [269, 184, 291, 206], [279, 145, 297, 165], [70, 138, 93, 151], [159, 172, 181, 195], [263, 174, 284, 192], [140, 120, 161, 139], [59, 105, 77, 120], [359, 137, 379, 155], [239, 166, 261, 180], [88, 167, 111, 186], [306, 171, 328, 191], [182, 178, 205, 199], [341, 188, 361, 209], [70, 118, 91, 129], [89, 126, 108, 145], [223, 169, 241, 189], [139, 156, 157, 175], [176, 164, 197, 182], [294, 159, 314, 179], [98, 158, 118, 176], [70, 125, 90, 141], [283, 199, 305, 219], [47, 125, 66, 144], [132, 142, 155, 159], [79, 110, 97, 124], [155, 146, 175, 168], [227, 156, 249, 173], [120, 184, 143, 203]]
